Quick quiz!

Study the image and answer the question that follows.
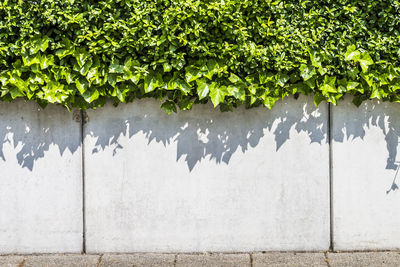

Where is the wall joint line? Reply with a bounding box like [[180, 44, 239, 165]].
[[81, 110, 87, 254], [328, 103, 334, 251]]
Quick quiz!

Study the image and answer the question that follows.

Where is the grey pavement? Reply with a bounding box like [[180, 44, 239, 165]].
[[0, 252, 400, 267]]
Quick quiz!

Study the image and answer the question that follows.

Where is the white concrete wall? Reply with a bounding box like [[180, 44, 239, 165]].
[[83, 96, 330, 253], [0, 101, 82, 253], [332, 97, 400, 250], [2, 95, 400, 253]]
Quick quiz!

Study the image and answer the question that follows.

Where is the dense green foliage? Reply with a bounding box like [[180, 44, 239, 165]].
[[1, 0, 400, 112]]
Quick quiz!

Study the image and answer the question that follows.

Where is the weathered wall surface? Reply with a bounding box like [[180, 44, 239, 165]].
[[1, 96, 400, 253], [0, 101, 82, 253], [83, 96, 330, 252]]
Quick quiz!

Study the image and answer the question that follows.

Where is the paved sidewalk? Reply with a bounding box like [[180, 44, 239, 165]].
[[1, 252, 400, 266]]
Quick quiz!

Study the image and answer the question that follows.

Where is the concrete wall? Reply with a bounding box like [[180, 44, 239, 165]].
[[83, 96, 330, 252], [332, 97, 400, 250], [0, 101, 82, 253], [0, 95, 399, 253]]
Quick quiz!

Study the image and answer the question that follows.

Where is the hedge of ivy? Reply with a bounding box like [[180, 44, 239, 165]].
[[1, 0, 400, 113]]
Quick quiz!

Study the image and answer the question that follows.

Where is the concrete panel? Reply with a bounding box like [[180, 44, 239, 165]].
[[327, 252, 400, 267], [84, 96, 329, 252], [176, 254, 250, 267], [0, 255, 25, 267], [252, 252, 327, 267], [24, 255, 99, 267], [99, 254, 175, 267], [0, 101, 82, 253], [332, 97, 400, 250]]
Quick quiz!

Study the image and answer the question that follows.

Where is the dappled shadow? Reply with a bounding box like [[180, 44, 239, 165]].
[[2, 96, 400, 180], [332, 98, 400, 194], [0, 101, 81, 171], [86, 96, 328, 171]]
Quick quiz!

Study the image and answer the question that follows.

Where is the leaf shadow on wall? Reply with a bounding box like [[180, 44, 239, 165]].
[[332, 98, 400, 194], [88, 96, 328, 172], [0, 102, 81, 171], [1, 96, 400, 187]]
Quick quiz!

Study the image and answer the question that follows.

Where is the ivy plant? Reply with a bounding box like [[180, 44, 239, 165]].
[[0, 0, 400, 113]]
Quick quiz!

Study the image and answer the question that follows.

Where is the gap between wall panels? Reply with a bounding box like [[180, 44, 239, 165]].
[[80, 110, 86, 254], [328, 103, 334, 251]]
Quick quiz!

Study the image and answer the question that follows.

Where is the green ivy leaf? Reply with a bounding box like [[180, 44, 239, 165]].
[[109, 63, 124, 74], [299, 65, 316, 81], [276, 73, 290, 87], [344, 45, 361, 61], [76, 77, 89, 94], [9, 86, 25, 99], [258, 72, 274, 84], [229, 73, 243, 84], [309, 50, 322, 68], [39, 55, 55, 70], [196, 78, 213, 100], [204, 60, 219, 80], [163, 63, 172, 72], [177, 98, 193, 110], [185, 66, 201, 83], [347, 81, 360, 90], [313, 93, 326, 106], [358, 53, 374, 73], [209, 85, 228, 107], [361, 72, 373, 87], [29, 36, 50, 54], [161, 100, 177, 114], [320, 76, 337, 94], [83, 89, 100, 103], [227, 85, 245, 101], [22, 54, 40, 66], [263, 96, 279, 109], [144, 72, 163, 93]]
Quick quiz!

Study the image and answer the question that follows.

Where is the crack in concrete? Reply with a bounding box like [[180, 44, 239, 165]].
[[96, 254, 103, 267], [324, 252, 331, 267]]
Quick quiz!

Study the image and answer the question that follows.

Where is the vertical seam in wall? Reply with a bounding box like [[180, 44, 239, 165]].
[[328, 103, 333, 251], [81, 110, 86, 254]]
